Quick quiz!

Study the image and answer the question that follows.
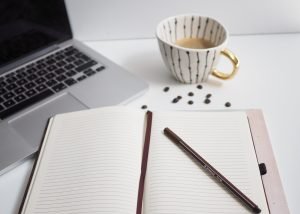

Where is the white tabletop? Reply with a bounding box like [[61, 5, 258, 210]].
[[1, 34, 299, 213]]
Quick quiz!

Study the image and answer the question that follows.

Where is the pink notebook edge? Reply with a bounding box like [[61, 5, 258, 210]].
[[246, 109, 290, 214]]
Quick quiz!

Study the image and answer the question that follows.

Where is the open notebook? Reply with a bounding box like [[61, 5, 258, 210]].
[[19, 107, 270, 214]]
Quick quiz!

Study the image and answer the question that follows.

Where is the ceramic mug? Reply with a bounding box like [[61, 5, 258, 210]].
[[156, 14, 239, 84]]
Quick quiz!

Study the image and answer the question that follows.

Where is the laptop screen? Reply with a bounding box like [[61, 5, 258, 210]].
[[0, 0, 72, 69]]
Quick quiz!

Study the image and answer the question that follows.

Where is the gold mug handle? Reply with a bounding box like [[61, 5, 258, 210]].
[[212, 49, 239, 80]]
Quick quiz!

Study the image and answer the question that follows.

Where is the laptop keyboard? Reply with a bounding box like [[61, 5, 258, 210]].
[[0, 46, 105, 119]]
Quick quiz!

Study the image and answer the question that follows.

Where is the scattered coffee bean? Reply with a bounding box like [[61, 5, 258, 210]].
[[197, 84, 203, 89], [188, 92, 194, 96], [177, 96, 182, 99], [225, 102, 231, 107], [141, 105, 148, 109], [172, 98, 179, 103], [188, 100, 194, 105], [204, 98, 211, 104], [163, 86, 170, 92], [206, 93, 212, 98]]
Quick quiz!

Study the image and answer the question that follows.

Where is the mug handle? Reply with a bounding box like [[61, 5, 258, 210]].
[[212, 49, 239, 80]]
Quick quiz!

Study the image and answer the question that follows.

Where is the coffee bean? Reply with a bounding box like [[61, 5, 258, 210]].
[[188, 100, 194, 105], [163, 86, 170, 92], [206, 93, 212, 98], [172, 98, 179, 103], [177, 96, 182, 99], [188, 92, 194, 96], [141, 105, 148, 109], [197, 85, 203, 89], [225, 102, 231, 107], [204, 98, 211, 104]]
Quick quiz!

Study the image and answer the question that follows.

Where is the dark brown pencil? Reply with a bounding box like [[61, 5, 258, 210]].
[[163, 127, 261, 214]]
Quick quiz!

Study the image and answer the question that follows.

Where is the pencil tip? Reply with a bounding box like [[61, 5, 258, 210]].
[[253, 206, 261, 213]]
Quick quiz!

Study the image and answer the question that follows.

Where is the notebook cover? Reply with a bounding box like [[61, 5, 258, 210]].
[[247, 109, 290, 213]]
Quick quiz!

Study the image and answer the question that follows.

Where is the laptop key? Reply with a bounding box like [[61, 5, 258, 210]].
[[27, 67, 37, 74], [65, 56, 76, 63], [52, 83, 67, 92], [0, 104, 4, 111], [66, 70, 76, 77], [16, 78, 28, 85], [36, 84, 47, 92], [24, 82, 36, 89], [25, 89, 37, 97], [84, 69, 96, 76], [77, 75, 86, 81], [0, 89, 54, 119], [96, 66, 105, 72], [54, 68, 65, 75], [57, 61, 66, 67], [27, 73, 38, 81], [75, 60, 98, 72], [46, 79, 57, 87], [3, 92, 15, 100], [45, 72, 56, 79], [6, 83, 18, 90], [15, 94, 26, 102], [35, 77, 46, 84], [74, 59, 85, 66], [0, 81, 6, 88], [37, 69, 48, 76], [56, 74, 67, 82], [36, 63, 46, 70], [3, 100, 16, 108], [0, 88, 7, 95], [65, 78, 76, 86], [6, 76, 17, 83], [47, 65, 57, 71], [14, 87, 25, 94], [65, 64, 75, 70]]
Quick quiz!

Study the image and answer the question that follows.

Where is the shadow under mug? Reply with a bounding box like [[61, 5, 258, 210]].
[[156, 15, 239, 84]]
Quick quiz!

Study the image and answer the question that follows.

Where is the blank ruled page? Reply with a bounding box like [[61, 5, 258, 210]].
[[144, 111, 269, 214], [21, 107, 145, 214]]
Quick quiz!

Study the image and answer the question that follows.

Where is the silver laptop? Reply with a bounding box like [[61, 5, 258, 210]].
[[0, 0, 148, 175]]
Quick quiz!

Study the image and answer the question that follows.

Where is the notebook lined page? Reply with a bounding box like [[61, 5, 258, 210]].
[[22, 107, 145, 214], [144, 111, 269, 214]]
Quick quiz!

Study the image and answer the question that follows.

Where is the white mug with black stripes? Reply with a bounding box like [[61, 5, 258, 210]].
[[156, 14, 239, 84]]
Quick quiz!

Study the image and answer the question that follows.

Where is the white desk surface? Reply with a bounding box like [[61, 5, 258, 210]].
[[0, 34, 299, 213]]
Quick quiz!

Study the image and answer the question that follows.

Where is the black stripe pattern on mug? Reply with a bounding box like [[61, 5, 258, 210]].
[[196, 16, 201, 38], [196, 52, 200, 83], [210, 21, 215, 41], [186, 51, 192, 83], [183, 16, 187, 38], [168, 21, 173, 43], [201, 50, 210, 82], [190, 16, 194, 38], [177, 49, 185, 83], [175, 18, 178, 41], [170, 46, 180, 81], [203, 18, 209, 40]]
